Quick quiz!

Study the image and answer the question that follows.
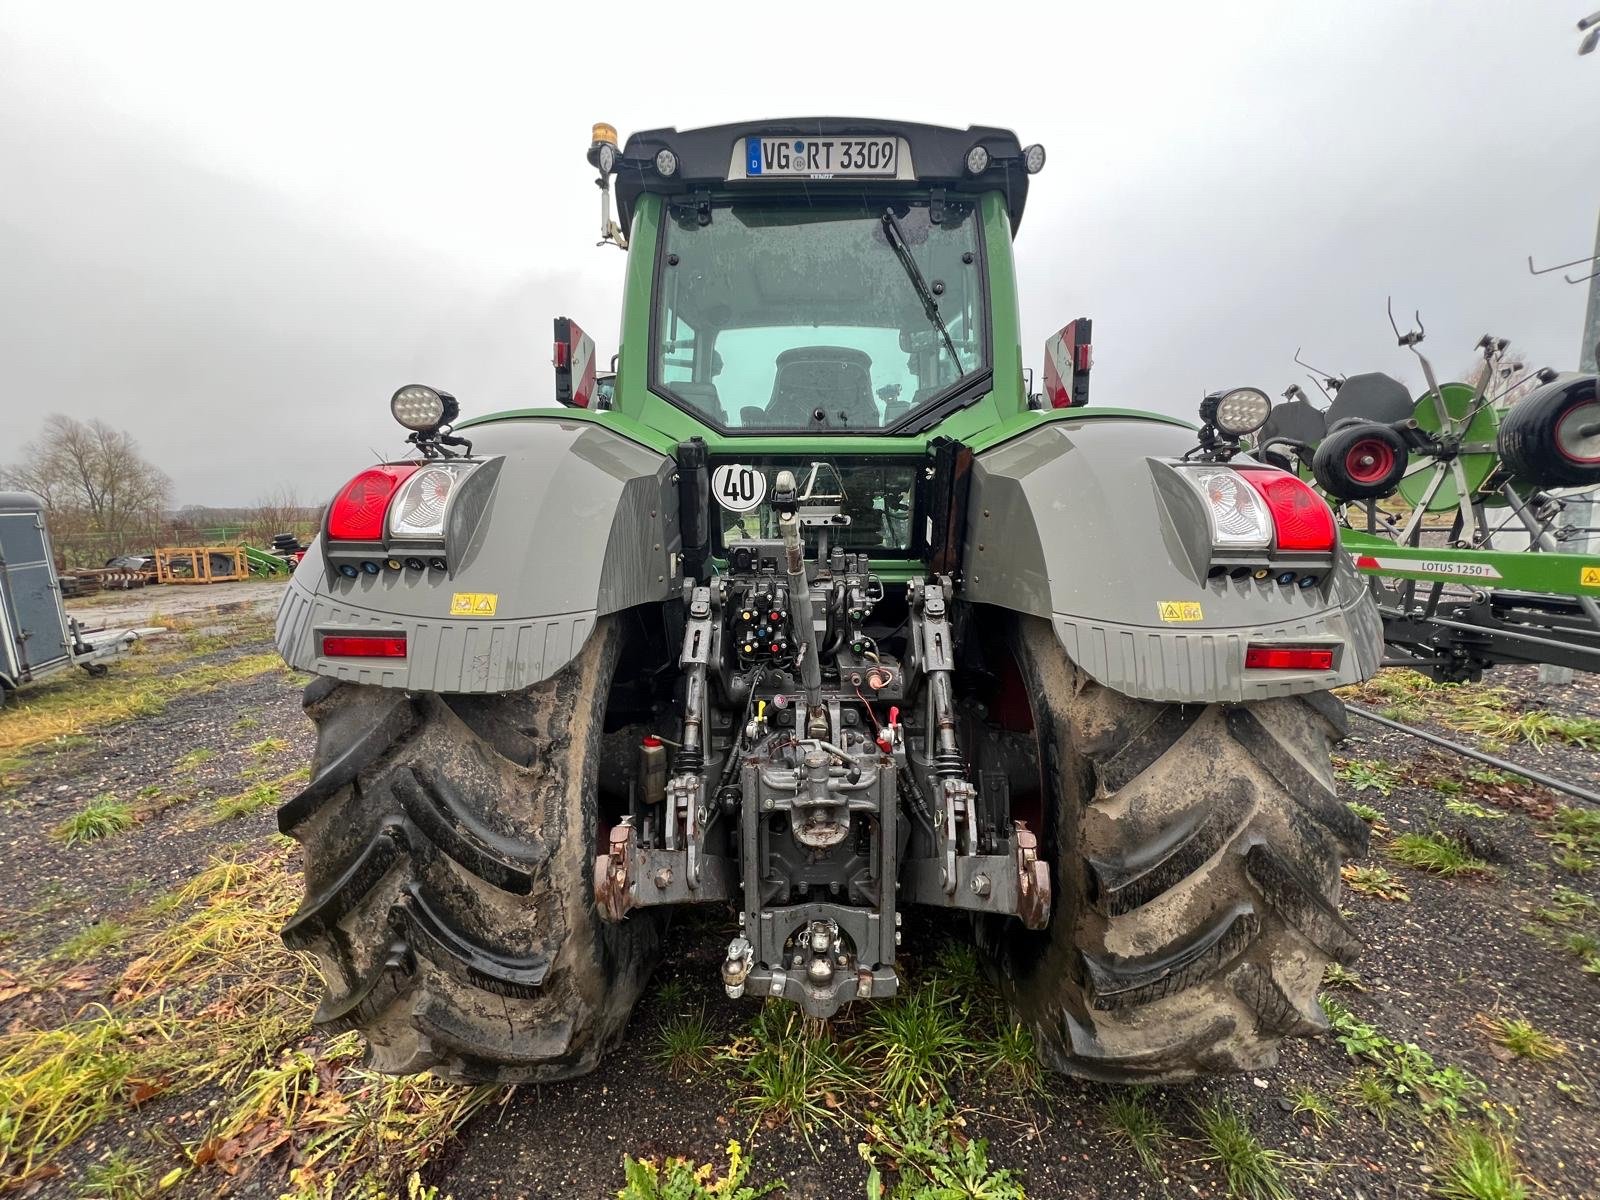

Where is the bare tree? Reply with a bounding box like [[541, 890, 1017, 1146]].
[[2, 416, 172, 552], [1459, 342, 1541, 408]]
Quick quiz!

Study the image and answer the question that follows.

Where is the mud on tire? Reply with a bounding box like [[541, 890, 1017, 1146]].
[[982, 618, 1364, 1082], [278, 616, 661, 1083]]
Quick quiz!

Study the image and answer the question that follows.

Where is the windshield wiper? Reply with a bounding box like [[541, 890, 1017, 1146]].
[[879, 208, 962, 373]]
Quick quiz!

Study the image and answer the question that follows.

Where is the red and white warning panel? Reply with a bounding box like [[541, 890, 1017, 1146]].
[[554, 316, 597, 408]]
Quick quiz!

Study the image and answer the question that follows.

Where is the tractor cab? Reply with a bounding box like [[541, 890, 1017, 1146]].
[[568, 120, 1045, 441]]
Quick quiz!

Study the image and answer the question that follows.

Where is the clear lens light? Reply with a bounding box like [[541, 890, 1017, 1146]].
[[655, 148, 678, 177], [389, 466, 461, 537], [1214, 387, 1272, 437], [597, 143, 616, 174], [1190, 467, 1273, 547], [965, 145, 989, 175], [391, 385, 445, 431], [1023, 143, 1046, 174]]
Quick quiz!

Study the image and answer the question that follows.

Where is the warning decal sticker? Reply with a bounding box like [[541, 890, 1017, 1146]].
[[1157, 601, 1204, 623], [449, 592, 499, 617]]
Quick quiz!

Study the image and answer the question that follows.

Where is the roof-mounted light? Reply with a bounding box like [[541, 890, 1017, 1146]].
[[964, 145, 989, 176], [1023, 143, 1046, 174], [654, 148, 679, 177], [588, 122, 619, 175], [390, 384, 459, 434]]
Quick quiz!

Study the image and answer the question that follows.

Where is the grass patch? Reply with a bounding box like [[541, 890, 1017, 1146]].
[[1343, 863, 1411, 902], [0, 1005, 179, 1179], [214, 780, 282, 820], [726, 1005, 857, 1136], [860, 980, 975, 1112], [620, 1140, 778, 1200], [0, 652, 282, 758], [978, 1021, 1045, 1098], [53, 795, 135, 845], [249, 736, 288, 758], [1476, 1015, 1564, 1062], [1190, 1098, 1291, 1200], [1102, 1088, 1170, 1174], [1444, 799, 1505, 821], [655, 1009, 716, 1078], [1389, 832, 1492, 877], [174, 747, 217, 770], [1290, 1087, 1336, 1130], [76, 1148, 154, 1199], [1430, 1125, 1529, 1200], [54, 920, 131, 961], [1346, 800, 1386, 825]]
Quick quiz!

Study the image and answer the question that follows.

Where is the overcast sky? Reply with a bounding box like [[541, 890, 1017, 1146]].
[[1, 1, 1595, 506]]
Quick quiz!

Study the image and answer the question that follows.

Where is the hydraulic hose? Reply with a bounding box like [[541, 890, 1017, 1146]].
[[774, 470, 826, 734]]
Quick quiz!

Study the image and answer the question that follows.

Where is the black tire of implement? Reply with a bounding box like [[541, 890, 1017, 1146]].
[[277, 615, 661, 1083], [1311, 422, 1409, 501], [980, 618, 1363, 1082], [1498, 374, 1600, 489]]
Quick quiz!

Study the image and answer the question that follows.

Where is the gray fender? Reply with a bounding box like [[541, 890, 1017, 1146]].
[[276, 418, 679, 692], [963, 416, 1383, 703]]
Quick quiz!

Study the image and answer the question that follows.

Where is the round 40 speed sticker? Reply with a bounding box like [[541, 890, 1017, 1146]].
[[711, 463, 767, 513]]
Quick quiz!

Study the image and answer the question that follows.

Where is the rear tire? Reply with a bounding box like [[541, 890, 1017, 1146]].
[[982, 618, 1363, 1082], [278, 616, 661, 1083]]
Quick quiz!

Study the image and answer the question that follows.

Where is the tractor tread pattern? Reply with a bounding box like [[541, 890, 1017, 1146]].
[[1083, 901, 1259, 1009]]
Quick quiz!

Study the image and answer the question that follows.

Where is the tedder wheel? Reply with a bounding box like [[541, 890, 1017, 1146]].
[[1311, 422, 1408, 501], [980, 618, 1364, 1082], [1498, 374, 1600, 489], [278, 615, 661, 1082]]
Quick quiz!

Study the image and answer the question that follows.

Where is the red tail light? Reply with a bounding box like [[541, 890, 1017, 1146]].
[[321, 633, 407, 658], [327, 465, 417, 541], [1246, 644, 1335, 671], [1239, 469, 1337, 552]]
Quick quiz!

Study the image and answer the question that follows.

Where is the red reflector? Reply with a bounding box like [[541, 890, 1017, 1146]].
[[1354, 554, 1379, 570], [327, 465, 417, 541], [321, 634, 407, 658], [1239, 469, 1337, 552], [553, 339, 570, 368], [1245, 645, 1335, 671]]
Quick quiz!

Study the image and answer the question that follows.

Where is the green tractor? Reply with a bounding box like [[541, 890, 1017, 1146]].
[[274, 119, 1383, 1085]]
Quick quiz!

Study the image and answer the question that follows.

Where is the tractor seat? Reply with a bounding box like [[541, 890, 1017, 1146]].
[[672, 381, 727, 425], [765, 347, 878, 429]]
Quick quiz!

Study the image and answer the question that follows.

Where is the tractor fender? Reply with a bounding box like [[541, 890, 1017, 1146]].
[[276, 418, 679, 692], [962, 416, 1383, 703]]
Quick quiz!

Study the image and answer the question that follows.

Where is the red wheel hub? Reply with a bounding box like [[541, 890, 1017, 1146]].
[[1344, 437, 1396, 484]]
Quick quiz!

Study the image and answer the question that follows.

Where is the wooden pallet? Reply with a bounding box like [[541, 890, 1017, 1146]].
[[154, 546, 248, 585]]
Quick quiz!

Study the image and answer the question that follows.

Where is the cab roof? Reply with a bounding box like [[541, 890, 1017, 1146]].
[[614, 118, 1032, 235]]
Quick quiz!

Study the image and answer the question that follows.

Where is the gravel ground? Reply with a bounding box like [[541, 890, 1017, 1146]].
[[2, 610, 1598, 1199]]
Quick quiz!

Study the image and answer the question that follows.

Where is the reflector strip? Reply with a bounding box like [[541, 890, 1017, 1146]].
[[321, 634, 407, 658], [1245, 645, 1334, 671]]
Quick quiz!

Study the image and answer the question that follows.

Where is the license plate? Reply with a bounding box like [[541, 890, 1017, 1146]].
[[742, 135, 899, 179]]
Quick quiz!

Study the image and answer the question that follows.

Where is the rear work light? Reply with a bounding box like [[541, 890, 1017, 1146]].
[[327, 465, 418, 541], [321, 633, 407, 658], [1245, 644, 1335, 671], [388, 462, 473, 539], [1238, 469, 1337, 552]]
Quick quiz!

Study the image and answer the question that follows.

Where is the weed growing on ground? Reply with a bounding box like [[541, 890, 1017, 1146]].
[[1389, 832, 1492, 877], [619, 1140, 779, 1200], [1444, 799, 1505, 821], [1346, 1068, 1403, 1128], [1547, 807, 1600, 877], [1322, 963, 1366, 991], [1321, 996, 1485, 1120], [75, 1148, 154, 1200], [1345, 800, 1386, 825], [1429, 1126, 1529, 1200], [654, 977, 688, 1012], [979, 1021, 1045, 1098], [859, 1102, 1024, 1200], [1190, 1098, 1292, 1200], [1336, 758, 1403, 796], [250, 736, 288, 758], [1561, 930, 1599, 959], [1343, 864, 1411, 901], [1477, 1015, 1565, 1062], [655, 1009, 716, 1077], [53, 795, 135, 845], [1102, 1089, 1171, 1174], [174, 747, 217, 770], [215, 781, 282, 820]]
